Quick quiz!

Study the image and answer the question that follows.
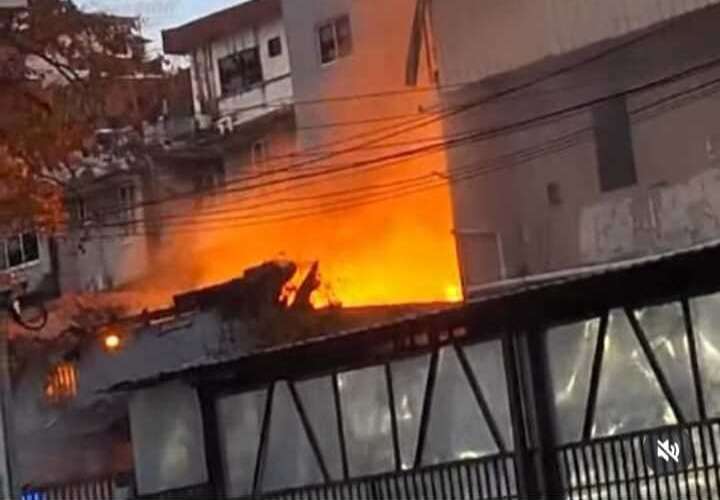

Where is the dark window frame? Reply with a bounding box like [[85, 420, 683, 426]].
[[218, 46, 264, 96], [0, 232, 40, 270], [593, 96, 638, 192], [317, 15, 352, 65], [267, 36, 282, 58]]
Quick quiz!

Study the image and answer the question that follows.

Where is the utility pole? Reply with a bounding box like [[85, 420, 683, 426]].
[[0, 288, 17, 499]]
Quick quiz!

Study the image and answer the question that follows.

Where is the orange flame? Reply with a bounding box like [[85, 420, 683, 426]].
[[133, 77, 461, 308]]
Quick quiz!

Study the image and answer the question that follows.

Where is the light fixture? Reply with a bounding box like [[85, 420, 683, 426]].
[[104, 333, 121, 351]]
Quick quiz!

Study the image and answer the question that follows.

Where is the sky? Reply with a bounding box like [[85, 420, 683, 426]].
[[78, 0, 247, 55]]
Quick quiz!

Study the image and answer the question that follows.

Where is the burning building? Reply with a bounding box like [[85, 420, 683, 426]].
[[143, 0, 461, 309]]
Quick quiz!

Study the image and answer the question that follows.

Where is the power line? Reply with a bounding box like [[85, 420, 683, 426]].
[[71, 63, 720, 237], [96, 23, 679, 220]]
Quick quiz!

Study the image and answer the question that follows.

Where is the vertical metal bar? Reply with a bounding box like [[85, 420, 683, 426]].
[[583, 313, 609, 441], [641, 434, 656, 500], [682, 298, 708, 421], [707, 422, 720, 498], [607, 441, 623, 500], [589, 444, 602, 499], [401, 468, 411, 500], [418, 470, 428, 500], [471, 461, 484, 500], [414, 348, 439, 468], [571, 447, 584, 500], [500, 457, 512, 500], [454, 343, 506, 452], [332, 373, 350, 480], [288, 381, 330, 483], [199, 389, 226, 499], [625, 307, 686, 423], [384, 363, 402, 472], [482, 461, 493, 499], [596, 442, 611, 500], [459, 463, 470, 500], [445, 466, 458, 499], [429, 466, 439, 500], [501, 333, 535, 499], [615, 439, 633, 500], [561, 449, 573, 496], [697, 424, 712, 500], [680, 429, 693, 500], [520, 329, 564, 497], [437, 466, 450, 500], [686, 424, 702, 500], [253, 382, 276, 495], [628, 436, 644, 500]]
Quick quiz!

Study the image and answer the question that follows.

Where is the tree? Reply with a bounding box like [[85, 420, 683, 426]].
[[0, 0, 147, 231]]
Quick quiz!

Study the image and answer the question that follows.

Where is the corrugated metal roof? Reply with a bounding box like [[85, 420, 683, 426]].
[[103, 237, 720, 393]]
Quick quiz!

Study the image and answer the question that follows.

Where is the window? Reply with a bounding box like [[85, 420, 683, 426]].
[[44, 361, 78, 404], [318, 15, 352, 64], [252, 140, 267, 165], [0, 232, 40, 270], [547, 182, 562, 206], [192, 173, 217, 193], [118, 185, 137, 235], [218, 47, 263, 96], [71, 197, 87, 224], [268, 36, 282, 58], [593, 96, 637, 192], [192, 167, 225, 207]]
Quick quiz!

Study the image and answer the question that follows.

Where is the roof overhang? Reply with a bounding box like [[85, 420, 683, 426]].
[[162, 0, 282, 55]]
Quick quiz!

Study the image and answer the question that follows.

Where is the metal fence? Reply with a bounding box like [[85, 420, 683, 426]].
[[248, 453, 518, 500], [22, 475, 132, 500], [558, 419, 720, 500]]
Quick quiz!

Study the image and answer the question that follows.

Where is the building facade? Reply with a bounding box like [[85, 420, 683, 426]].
[[415, 0, 720, 296], [161, 0, 439, 180]]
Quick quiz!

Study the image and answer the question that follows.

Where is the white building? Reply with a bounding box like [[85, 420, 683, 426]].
[[162, 0, 438, 159]]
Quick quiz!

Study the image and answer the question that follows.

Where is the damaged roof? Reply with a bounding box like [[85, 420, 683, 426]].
[[104, 236, 720, 393]]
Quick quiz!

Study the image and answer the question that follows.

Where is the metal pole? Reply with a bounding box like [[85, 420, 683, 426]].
[[0, 291, 17, 499]]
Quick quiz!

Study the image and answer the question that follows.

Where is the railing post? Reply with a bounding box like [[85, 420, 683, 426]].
[[199, 388, 225, 499], [501, 331, 535, 499], [522, 328, 564, 498], [503, 329, 564, 499]]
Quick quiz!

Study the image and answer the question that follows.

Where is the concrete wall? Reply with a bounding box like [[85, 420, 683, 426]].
[[429, 0, 720, 86], [439, 3, 720, 292], [281, 0, 436, 148]]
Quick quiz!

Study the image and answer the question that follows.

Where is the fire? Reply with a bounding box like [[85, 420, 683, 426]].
[[133, 70, 462, 308], [145, 165, 461, 308]]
